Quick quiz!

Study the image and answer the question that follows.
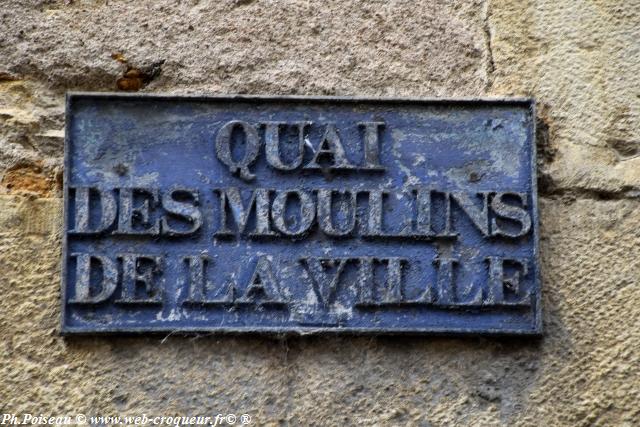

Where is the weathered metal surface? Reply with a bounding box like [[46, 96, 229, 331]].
[[61, 93, 540, 335]]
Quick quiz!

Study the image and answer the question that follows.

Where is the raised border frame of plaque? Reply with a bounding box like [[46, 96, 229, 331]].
[[61, 93, 540, 335]]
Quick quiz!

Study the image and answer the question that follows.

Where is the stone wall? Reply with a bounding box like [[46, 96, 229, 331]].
[[1, 0, 638, 425]]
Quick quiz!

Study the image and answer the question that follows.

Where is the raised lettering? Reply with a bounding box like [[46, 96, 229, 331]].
[[215, 120, 261, 181], [271, 190, 316, 236], [358, 121, 385, 170], [485, 257, 530, 305], [416, 255, 459, 305], [450, 191, 491, 237], [361, 189, 388, 236], [491, 192, 532, 238], [69, 187, 117, 234], [215, 188, 274, 237], [236, 255, 286, 305], [301, 257, 349, 306], [412, 186, 435, 237], [116, 188, 160, 235], [263, 121, 311, 170], [116, 254, 163, 304], [161, 187, 202, 236], [182, 255, 234, 304], [69, 253, 117, 304], [317, 189, 357, 237], [304, 123, 355, 169]]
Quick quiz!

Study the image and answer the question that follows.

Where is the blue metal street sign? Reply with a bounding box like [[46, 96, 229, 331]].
[[62, 94, 540, 335]]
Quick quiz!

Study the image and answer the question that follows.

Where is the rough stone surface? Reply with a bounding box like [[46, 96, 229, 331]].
[[1, 0, 639, 425], [489, 0, 640, 196]]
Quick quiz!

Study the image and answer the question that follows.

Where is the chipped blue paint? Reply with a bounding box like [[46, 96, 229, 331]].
[[61, 94, 540, 335]]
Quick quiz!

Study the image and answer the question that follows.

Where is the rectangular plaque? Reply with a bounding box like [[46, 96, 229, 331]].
[[62, 94, 540, 334]]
